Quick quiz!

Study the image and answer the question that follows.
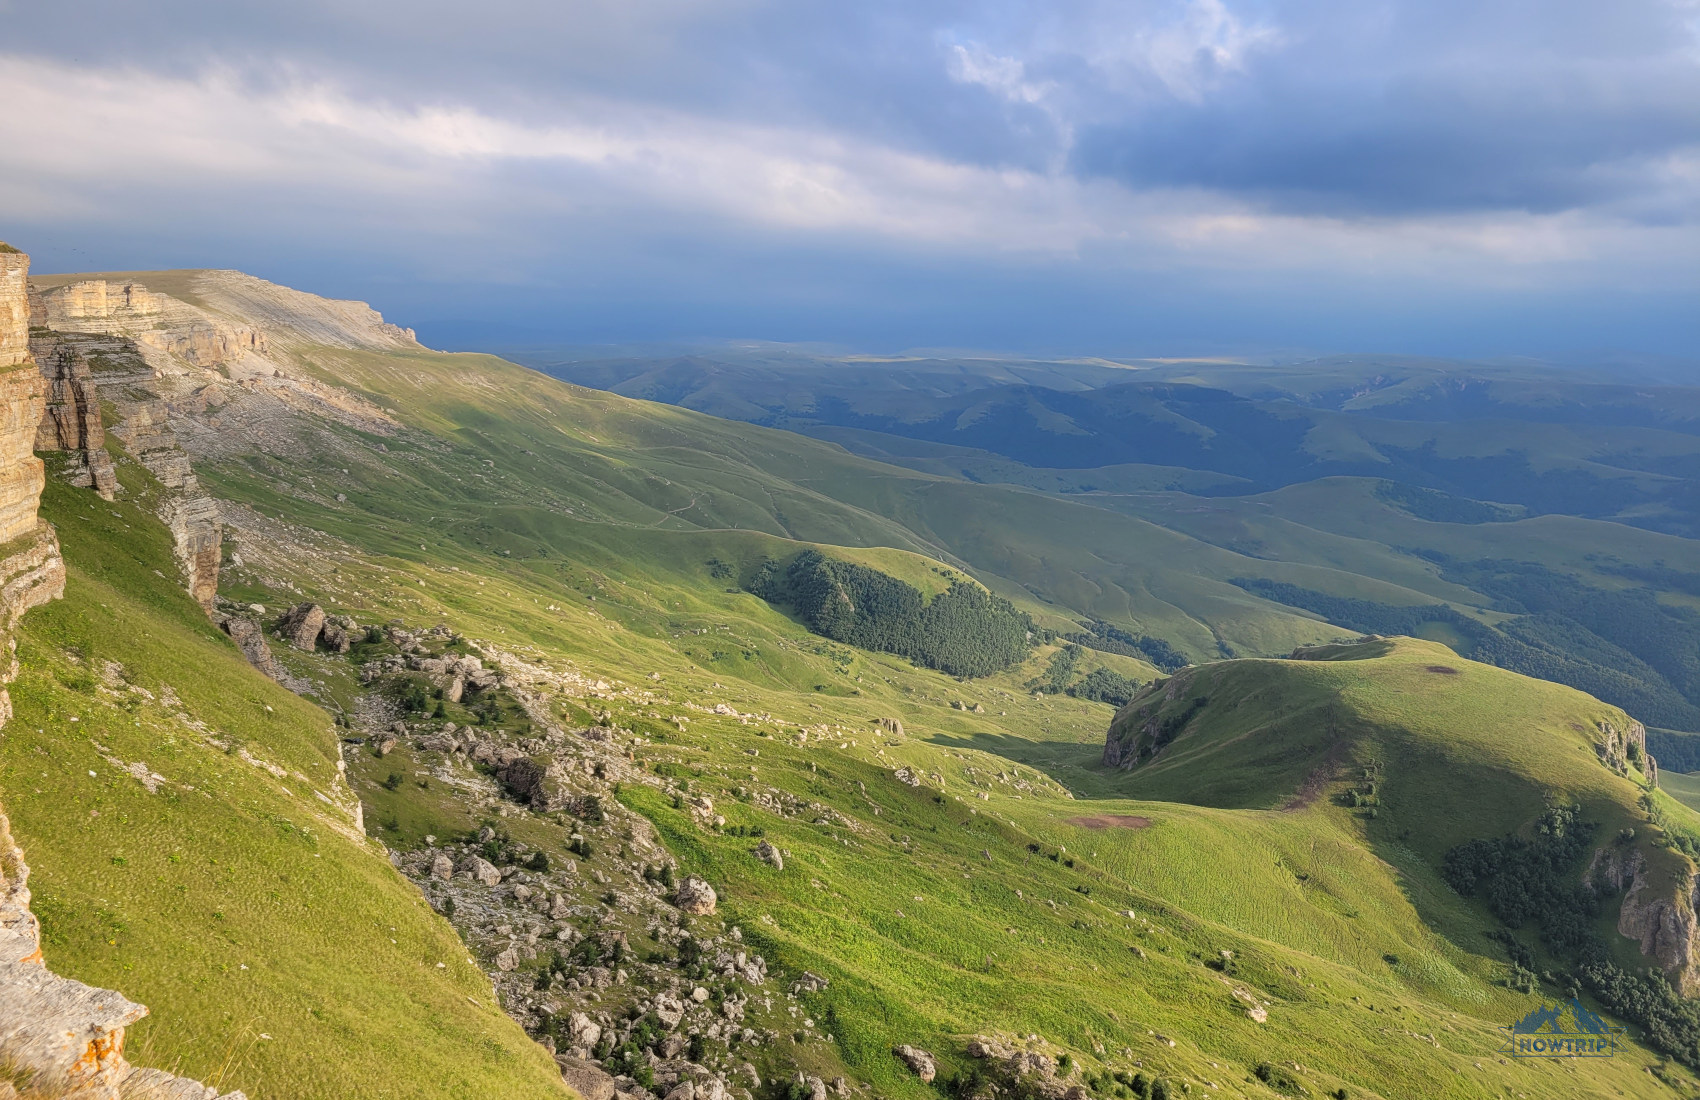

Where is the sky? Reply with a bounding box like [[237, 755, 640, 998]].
[[1, 0, 1696, 358]]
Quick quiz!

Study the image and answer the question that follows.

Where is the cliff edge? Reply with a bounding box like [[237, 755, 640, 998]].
[[0, 242, 237, 1100]]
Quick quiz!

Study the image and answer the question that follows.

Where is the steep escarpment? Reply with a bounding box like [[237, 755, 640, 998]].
[[28, 283, 225, 608], [0, 242, 235, 1099], [23, 267, 426, 610], [0, 244, 66, 722], [32, 332, 118, 499]]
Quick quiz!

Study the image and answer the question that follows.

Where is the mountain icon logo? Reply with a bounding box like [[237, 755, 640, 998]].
[[1502, 999, 1621, 1058]]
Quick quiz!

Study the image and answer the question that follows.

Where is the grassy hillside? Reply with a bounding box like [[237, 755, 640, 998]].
[[3, 467, 567, 1098], [17, 272, 1700, 1099]]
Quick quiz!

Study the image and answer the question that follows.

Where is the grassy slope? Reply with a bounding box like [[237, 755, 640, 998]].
[[182, 360, 1698, 1095], [14, 285, 1698, 1096], [1101, 639, 1697, 969], [1, 467, 566, 1099], [240, 344, 1368, 660]]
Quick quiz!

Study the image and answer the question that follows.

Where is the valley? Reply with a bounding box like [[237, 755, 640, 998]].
[[5, 252, 1700, 1100]]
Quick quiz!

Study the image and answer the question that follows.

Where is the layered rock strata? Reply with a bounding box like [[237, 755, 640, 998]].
[[32, 332, 118, 499], [0, 248, 47, 544], [0, 244, 237, 1098]]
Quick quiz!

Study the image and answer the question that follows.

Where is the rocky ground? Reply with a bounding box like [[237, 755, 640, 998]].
[[236, 603, 880, 1100]]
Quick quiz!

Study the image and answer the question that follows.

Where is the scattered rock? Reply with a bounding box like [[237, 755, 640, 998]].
[[219, 616, 281, 678], [419, 731, 458, 753], [893, 1045, 936, 1082], [557, 1055, 618, 1100], [320, 619, 355, 653], [567, 1010, 602, 1048], [654, 993, 686, 1028], [460, 855, 503, 887], [275, 601, 326, 650], [674, 876, 718, 915], [892, 767, 920, 787]]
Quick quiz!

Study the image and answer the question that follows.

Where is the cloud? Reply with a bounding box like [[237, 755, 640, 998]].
[[0, 1, 1695, 355]]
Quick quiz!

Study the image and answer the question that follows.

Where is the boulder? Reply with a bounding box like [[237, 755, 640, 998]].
[[429, 852, 453, 880], [459, 855, 502, 887], [320, 620, 354, 653], [654, 993, 686, 1028], [894, 1046, 936, 1083], [567, 1010, 602, 1048], [498, 755, 566, 811], [219, 616, 281, 679], [495, 946, 519, 971], [752, 840, 783, 870], [470, 740, 526, 768], [420, 732, 458, 753], [550, 893, 572, 920], [275, 602, 326, 650], [674, 876, 718, 915], [556, 1056, 618, 1100], [893, 766, 920, 787], [664, 1083, 694, 1100]]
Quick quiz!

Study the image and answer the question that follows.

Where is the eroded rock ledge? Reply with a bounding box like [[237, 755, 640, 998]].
[[0, 241, 238, 1100]]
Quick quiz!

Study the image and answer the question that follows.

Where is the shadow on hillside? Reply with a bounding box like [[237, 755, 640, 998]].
[[927, 731, 1129, 800]]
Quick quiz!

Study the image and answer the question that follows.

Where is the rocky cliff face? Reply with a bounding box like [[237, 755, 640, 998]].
[[24, 268, 423, 613], [27, 283, 225, 609], [1615, 862, 1700, 996], [0, 243, 65, 719], [32, 277, 268, 376], [32, 332, 118, 499], [0, 249, 48, 546]]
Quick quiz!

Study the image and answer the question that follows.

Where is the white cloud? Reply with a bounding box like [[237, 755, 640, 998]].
[[0, 52, 1691, 294], [945, 42, 1056, 106], [1080, 0, 1284, 101]]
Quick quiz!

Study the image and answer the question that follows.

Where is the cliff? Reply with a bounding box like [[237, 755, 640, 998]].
[[0, 242, 234, 1100], [26, 281, 224, 609], [0, 251, 47, 546], [32, 333, 118, 499]]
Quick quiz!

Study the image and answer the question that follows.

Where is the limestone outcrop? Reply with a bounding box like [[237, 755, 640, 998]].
[[0, 248, 48, 545], [1617, 862, 1700, 996], [32, 332, 118, 499], [31, 277, 268, 376], [1, 244, 235, 1098]]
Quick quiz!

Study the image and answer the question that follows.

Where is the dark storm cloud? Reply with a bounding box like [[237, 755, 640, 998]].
[[0, 0, 1695, 355]]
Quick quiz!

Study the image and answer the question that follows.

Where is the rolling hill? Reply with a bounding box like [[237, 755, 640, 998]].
[[7, 256, 1700, 1099]]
